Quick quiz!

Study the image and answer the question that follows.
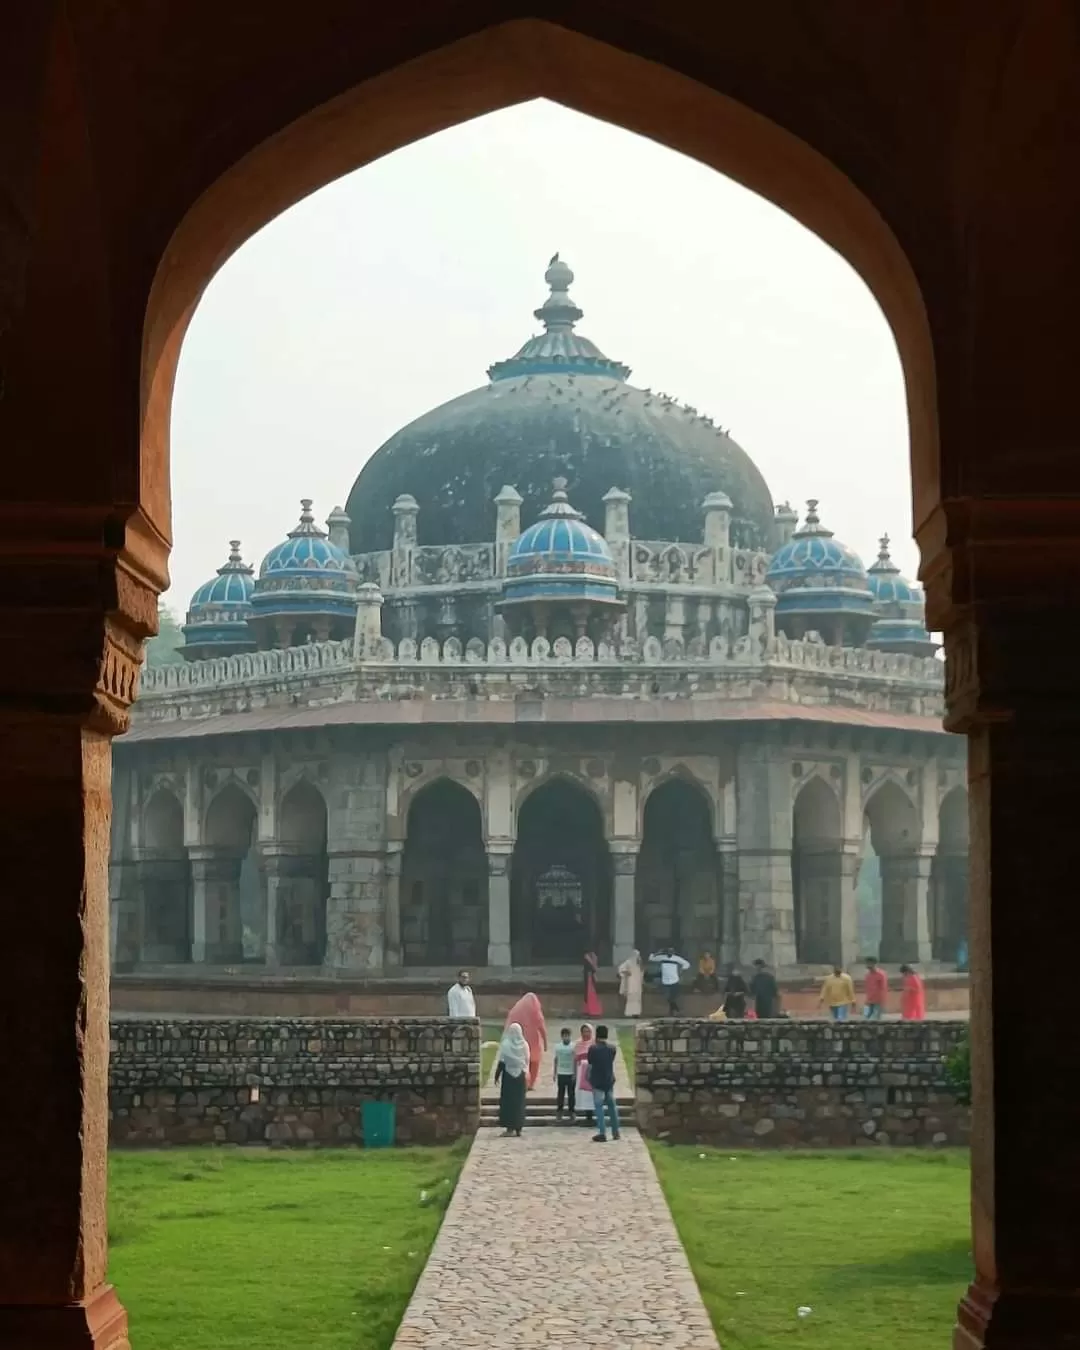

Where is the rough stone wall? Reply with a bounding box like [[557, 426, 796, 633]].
[[109, 1017, 480, 1146], [636, 1019, 969, 1147]]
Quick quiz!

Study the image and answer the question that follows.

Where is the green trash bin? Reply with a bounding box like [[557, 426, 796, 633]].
[[362, 1099, 396, 1148]]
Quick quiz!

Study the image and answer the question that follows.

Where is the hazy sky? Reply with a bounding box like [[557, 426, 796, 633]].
[[169, 98, 916, 612]]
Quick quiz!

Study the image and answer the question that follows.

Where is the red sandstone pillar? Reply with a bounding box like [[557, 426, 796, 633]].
[[943, 606, 1080, 1347]]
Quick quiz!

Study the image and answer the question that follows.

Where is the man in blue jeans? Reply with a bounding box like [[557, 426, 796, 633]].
[[586, 1024, 620, 1142]]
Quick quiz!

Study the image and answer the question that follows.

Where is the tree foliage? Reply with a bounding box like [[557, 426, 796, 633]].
[[144, 604, 186, 666]]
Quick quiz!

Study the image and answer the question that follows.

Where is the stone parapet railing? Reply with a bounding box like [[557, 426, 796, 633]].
[[635, 1018, 969, 1148], [139, 631, 943, 697], [108, 1016, 480, 1145]]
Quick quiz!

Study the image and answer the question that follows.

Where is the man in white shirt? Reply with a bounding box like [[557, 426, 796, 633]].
[[648, 947, 691, 1014], [446, 969, 477, 1019]]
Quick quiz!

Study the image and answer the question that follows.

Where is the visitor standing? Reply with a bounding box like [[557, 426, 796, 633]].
[[446, 970, 476, 1019], [494, 1023, 529, 1136], [900, 964, 927, 1020], [617, 948, 644, 1018], [749, 958, 780, 1017], [863, 958, 889, 1019], [587, 1024, 621, 1143], [553, 1027, 577, 1121], [648, 947, 691, 1014], [573, 1023, 595, 1127], [722, 965, 750, 1018], [503, 991, 548, 1089], [818, 965, 857, 1021], [582, 950, 603, 1017]]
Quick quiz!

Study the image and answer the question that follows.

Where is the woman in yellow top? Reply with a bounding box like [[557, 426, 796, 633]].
[[818, 965, 857, 1021]]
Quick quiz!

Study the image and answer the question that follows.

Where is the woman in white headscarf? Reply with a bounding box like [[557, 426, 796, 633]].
[[494, 1022, 530, 1136], [618, 949, 645, 1018]]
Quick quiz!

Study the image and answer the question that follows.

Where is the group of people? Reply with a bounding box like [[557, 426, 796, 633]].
[[492, 992, 622, 1143], [819, 958, 927, 1021]]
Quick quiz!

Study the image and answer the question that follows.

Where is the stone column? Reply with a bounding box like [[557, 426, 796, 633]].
[[493, 484, 523, 578], [715, 836, 739, 964], [384, 843, 403, 969], [188, 846, 244, 963], [486, 847, 512, 969], [390, 494, 419, 588], [734, 738, 797, 968], [353, 582, 385, 659], [878, 849, 932, 964], [837, 842, 862, 968], [703, 491, 732, 583], [602, 486, 632, 582], [257, 843, 294, 967], [610, 844, 638, 966]]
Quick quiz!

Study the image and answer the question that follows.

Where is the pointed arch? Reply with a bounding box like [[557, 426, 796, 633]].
[[138, 788, 190, 963], [863, 778, 925, 963], [274, 780, 329, 965], [401, 778, 488, 967], [204, 782, 257, 851], [931, 785, 969, 965], [142, 787, 184, 854], [637, 776, 720, 959], [511, 775, 611, 967], [791, 775, 844, 965]]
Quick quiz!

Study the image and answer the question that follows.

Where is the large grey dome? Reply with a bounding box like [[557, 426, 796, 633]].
[[345, 257, 776, 552]]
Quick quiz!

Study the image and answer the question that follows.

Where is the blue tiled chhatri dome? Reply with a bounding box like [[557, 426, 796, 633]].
[[865, 534, 937, 656], [765, 500, 877, 642], [182, 541, 256, 655], [251, 499, 359, 622], [502, 479, 621, 609]]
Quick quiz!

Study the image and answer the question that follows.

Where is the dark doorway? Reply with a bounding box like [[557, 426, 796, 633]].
[[401, 779, 488, 966], [636, 778, 719, 957], [511, 778, 611, 965]]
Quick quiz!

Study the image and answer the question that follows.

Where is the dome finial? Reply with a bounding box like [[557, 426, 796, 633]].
[[228, 539, 243, 564], [805, 498, 820, 528], [878, 533, 891, 563], [288, 498, 326, 539], [538, 477, 585, 521], [535, 253, 583, 332]]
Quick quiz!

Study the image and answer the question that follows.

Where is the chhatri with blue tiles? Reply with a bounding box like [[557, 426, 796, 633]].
[[111, 256, 968, 1002]]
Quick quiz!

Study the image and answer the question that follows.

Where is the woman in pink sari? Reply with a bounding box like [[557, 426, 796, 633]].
[[582, 951, 603, 1017], [504, 992, 547, 1089], [900, 964, 926, 1020]]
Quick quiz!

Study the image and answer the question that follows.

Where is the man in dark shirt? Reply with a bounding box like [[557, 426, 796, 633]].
[[750, 958, 781, 1018], [586, 1024, 621, 1142]]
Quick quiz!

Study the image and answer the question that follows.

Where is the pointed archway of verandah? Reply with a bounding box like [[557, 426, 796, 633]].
[[138, 787, 190, 963], [400, 778, 488, 968], [511, 777, 612, 966], [932, 786, 969, 964], [636, 777, 720, 958], [790, 774, 846, 965]]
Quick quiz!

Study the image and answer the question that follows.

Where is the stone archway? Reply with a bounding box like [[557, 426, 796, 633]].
[[400, 779, 488, 967], [12, 11, 1080, 1349], [198, 784, 258, 964], [636, 778, 719, 959], [863, 779, 927, 965], [138, 788, 190, 963], [932, 786, 970, 967], [791, 776, 845, 965], [273, 780, 329, 965], [512, 778, 612, 966]]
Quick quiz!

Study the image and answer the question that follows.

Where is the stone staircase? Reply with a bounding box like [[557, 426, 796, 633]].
[[480, 1093, 636, 1129]]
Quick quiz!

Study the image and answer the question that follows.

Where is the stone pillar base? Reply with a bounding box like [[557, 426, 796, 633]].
[[0, 1286, 130, 1350], [954, 1281, 1080, 1349]]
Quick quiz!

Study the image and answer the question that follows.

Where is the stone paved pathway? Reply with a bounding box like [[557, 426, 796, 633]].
[[391, 1129, 719, 1350]]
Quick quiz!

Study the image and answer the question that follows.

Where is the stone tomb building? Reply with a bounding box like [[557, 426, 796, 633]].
[[111, 259, 968, 989]]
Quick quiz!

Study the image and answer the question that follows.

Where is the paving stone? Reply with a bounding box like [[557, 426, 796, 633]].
[[391, 1128, 719, 1349]]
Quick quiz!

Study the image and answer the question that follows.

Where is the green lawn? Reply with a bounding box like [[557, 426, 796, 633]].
[[109, 1146, 466, 1350], [649, 1145, 971, 1348]]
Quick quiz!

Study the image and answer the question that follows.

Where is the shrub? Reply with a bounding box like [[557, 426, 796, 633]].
[[944, 1033, 971, 1105]]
